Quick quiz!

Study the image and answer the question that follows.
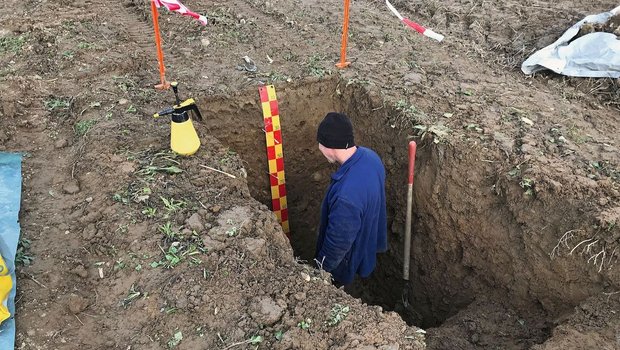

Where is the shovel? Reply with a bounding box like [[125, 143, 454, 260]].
[[402, 141, 417, 307]]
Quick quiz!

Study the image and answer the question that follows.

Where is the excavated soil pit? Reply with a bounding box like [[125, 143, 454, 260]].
[[200, 78, 559, 347]]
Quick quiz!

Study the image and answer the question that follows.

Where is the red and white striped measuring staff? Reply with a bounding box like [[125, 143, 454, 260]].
[[259, 85, 291, 238], [385, 0, 444, 42]]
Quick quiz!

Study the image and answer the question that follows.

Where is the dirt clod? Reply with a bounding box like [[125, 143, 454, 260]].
[[294, 292, 306, 301], [242, 237, 266, 257], [185, 212, 204, 232], [67, 294, 88, 314], [202, 235, 226, 252], [54, 139, 68, 149], [62, 180, 80, 194], [379, 344, 400, 350], [249, 297, 284, 326], [71, 265, 88, 278]]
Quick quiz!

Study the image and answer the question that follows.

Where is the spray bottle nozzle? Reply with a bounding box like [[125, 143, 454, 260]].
[[153, 81, 202, 121], [153, 98, 202, 121], [171, 81, 180, 104]]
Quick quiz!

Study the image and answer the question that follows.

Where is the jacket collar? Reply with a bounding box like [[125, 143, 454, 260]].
[[331, 147, 363, 181]]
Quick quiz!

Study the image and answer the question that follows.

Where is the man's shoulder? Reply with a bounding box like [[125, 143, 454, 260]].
[[339, 148, 384, 188], [356, 147, 384, 168]]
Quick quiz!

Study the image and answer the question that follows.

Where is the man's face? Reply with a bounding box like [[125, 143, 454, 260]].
[[318, 143, 336, 164]]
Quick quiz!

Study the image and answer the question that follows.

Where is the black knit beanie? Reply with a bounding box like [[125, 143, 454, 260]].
[[317, 112, 355, 149]]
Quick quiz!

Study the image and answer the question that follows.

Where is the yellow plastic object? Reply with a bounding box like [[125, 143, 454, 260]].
[[0, 254, 12, 324], [170, 120, 200, 156]]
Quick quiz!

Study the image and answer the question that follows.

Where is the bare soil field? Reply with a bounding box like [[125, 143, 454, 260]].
[[1, 0, 619, 349]]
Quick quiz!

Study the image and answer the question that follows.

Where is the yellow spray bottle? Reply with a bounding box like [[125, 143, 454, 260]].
[[153, 82, 203, 156]]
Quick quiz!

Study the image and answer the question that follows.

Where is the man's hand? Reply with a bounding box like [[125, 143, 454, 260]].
[[316, 198, 362, 272]]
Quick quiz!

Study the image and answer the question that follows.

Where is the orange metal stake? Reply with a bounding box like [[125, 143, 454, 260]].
[[151, 1, 170, 90], [336, 0, 351, 69]]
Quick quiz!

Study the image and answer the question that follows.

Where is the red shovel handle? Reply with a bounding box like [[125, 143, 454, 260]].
[[408, 141, 416, 185]]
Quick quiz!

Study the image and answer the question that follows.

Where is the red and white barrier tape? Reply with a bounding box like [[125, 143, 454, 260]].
[[153, 0, 208, 25], [386, 0, 444, 42]]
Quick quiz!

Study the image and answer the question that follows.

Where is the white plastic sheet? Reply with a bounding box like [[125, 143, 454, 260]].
[[522, 6, 620, 78]]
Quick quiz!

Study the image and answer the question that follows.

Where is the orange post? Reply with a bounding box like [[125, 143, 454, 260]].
[[336, 0, 351, 68], [151, 1, 170, 90]]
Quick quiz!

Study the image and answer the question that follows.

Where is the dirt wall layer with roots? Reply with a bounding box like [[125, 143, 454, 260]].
[[1, 0, 619, 349]]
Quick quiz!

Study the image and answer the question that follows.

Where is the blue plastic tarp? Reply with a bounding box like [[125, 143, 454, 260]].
[[0, 153, 22, 349]]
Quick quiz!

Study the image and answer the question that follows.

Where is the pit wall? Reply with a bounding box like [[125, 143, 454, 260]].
[[201, 79, 343, 260], [199, 78, 617, 325]]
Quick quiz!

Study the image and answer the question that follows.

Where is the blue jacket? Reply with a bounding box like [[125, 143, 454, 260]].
[[315, 146, 387, 285]]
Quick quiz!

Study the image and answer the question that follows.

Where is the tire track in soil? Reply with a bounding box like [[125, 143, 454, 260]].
[[94, 0, 158, 57]]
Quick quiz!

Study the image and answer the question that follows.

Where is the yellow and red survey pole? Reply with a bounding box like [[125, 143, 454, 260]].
[[259, 85, 291, 238]]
